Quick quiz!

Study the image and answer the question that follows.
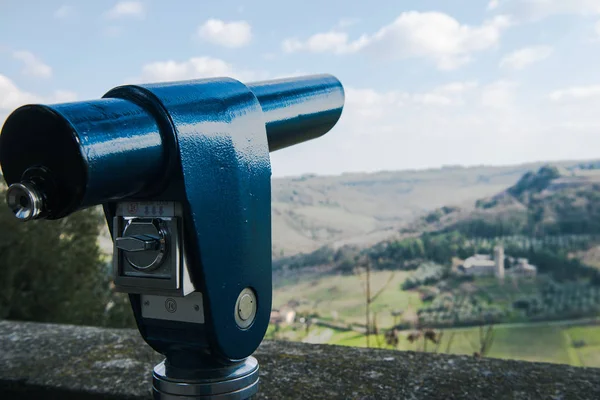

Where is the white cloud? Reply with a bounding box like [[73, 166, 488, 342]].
[[140, 57, 234, 82], [282, 12, 512, 70], [343, 81, 478, 121], [272, 77, 600, 177], [550, 85, 600, 101], [54, 5, 75, 19], [596, 20, 600, 36], [414, 81, 479, 106], [270, 80, 540, 177], [197, 19, 252, 48], [499, 45, 553, 70], [493, 0, 600, 20], [488, 0, 500, 10], [261, 72, 600, 177], [105, 1, 145, 19], [435, 81, 479, 94], [137, 56, 266, 83], [345, 88, 403, 119], [283, 31, 355, 54], [51, 90, 78, 103], [0, 74, 40, 110], [0, 74, 78, 126], [12, 51, 52, 78], [480, 80, 518, 108]]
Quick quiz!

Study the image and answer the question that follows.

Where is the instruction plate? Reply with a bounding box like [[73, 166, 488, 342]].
[[117, 201, 175, 217]]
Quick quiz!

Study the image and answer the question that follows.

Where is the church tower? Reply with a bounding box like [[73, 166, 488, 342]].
[[494, 245, 505, 283]]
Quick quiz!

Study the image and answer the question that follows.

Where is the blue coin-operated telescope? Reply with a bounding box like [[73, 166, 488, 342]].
[[0, 74, 344, 399]]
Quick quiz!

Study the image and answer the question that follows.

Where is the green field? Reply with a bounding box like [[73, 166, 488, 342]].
[[321, 323, 600, 368], [273, 270, 422, 327], [272, 269, 600, 368], [266, 323, 600, 368]]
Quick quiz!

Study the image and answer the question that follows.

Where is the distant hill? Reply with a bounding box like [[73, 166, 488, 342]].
[[271, 159, 600, 257], [273, 161, 600, 280], [406, 164, 600, 238]]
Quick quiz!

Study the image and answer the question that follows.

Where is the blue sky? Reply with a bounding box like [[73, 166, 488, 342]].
[[1, 0, 600, 177]]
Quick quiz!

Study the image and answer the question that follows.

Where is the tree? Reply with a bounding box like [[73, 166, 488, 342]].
[[355, 255, 395, 348], [0, 184, 134, 327]]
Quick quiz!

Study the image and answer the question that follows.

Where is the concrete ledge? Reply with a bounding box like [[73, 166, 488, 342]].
[[1, 320, 599, 399]]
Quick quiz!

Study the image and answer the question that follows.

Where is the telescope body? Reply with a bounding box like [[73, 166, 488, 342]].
[[0, 74, 344, 398]]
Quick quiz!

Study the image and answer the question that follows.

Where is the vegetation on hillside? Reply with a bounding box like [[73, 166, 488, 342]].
[[271, 160, 600, 257], [401, 262, 446, 290], [280, 164, 600, 280], [451, 165, 600, 237]]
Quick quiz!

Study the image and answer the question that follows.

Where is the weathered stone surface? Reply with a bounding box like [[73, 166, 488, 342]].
[[1, 320, 599, 399]]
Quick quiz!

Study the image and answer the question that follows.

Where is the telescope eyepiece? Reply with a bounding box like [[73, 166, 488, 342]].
[[6, 182, 45, 221]]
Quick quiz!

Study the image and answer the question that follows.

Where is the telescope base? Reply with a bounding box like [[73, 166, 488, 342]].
[[152, 357, 259, 400]]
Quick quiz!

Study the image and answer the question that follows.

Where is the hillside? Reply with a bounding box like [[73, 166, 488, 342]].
[[270, 163, 600, 369], [273, 162, 600, 280], [405, 164, 600, 238], [271, 159, 600, 257]]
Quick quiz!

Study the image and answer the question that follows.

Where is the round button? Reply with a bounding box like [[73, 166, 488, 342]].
[[234, 288, 257, 329], [238, 294, 254, 321]]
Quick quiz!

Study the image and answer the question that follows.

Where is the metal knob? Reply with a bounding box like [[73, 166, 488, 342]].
[[117, 218, 168, 271], [116, 235, 161, 252], [6, 182, 44, 221]]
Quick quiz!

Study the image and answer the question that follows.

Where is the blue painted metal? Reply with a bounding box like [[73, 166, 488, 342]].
[[105, 78, 272, 362], [0, 74, 345, 364], [0, 99, 165, 218], [248, 74, 344, 151]]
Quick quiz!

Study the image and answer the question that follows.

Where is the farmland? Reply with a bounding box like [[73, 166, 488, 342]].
[[334, 322, 600, 367], [271, 267, 600, 368], [269, 317, 600, 368], [273, 270, 422, 328]]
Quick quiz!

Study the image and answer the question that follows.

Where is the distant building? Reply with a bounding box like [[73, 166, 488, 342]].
[[459, 246, 536, 280], [460, 254, 497, 276], [494, 246, 505, 282], [270, 306, 296, 325], [510, 258, 537, 277]]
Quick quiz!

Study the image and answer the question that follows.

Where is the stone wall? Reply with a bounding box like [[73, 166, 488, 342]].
[[1, 320, 599, 399]]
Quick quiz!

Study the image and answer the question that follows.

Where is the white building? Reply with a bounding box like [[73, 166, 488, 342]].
[[461, 254, 497, 276], [270, 306, 296, 325], [510, 258, 537, 277], [460, 246, 536, 280]]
